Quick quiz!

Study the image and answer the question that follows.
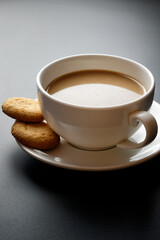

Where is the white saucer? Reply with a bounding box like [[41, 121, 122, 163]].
[[16, 101, 160, 171]]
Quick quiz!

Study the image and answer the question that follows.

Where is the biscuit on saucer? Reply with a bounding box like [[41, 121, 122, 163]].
[[11, 121, 60, 150]]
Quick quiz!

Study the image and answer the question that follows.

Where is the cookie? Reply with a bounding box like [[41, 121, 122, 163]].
[[2, 97, 44, 122], [11, 121, 60, 150]]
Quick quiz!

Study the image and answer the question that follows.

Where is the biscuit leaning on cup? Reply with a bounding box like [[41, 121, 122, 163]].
[[2, 97, 44, 122]]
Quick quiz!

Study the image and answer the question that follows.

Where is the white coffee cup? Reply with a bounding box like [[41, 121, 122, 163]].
[[37, 54, 158, 150]]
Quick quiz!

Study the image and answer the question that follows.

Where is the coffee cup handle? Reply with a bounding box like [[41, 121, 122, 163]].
[[117, 111, 158, 149]]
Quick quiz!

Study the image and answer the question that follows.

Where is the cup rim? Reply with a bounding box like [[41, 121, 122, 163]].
[[36, 53, 155, 110]]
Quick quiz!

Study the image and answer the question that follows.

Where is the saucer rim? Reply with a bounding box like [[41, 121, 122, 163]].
[[16, 139, 160, 171]]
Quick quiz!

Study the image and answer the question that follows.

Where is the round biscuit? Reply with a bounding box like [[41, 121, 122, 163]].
[[2, 97, 44, 122], [11, 121, 60, 150]]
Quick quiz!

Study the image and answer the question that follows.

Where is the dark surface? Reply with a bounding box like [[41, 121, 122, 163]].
[[1, 0, 160, 239]]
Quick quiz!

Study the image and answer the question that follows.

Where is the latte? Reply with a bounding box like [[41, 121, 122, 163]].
[[46, 70, 146, 107]]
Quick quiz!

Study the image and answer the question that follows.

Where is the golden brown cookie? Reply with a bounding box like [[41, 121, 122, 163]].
[[11, 121, 60, 150], [2, 97, 44, 122]]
